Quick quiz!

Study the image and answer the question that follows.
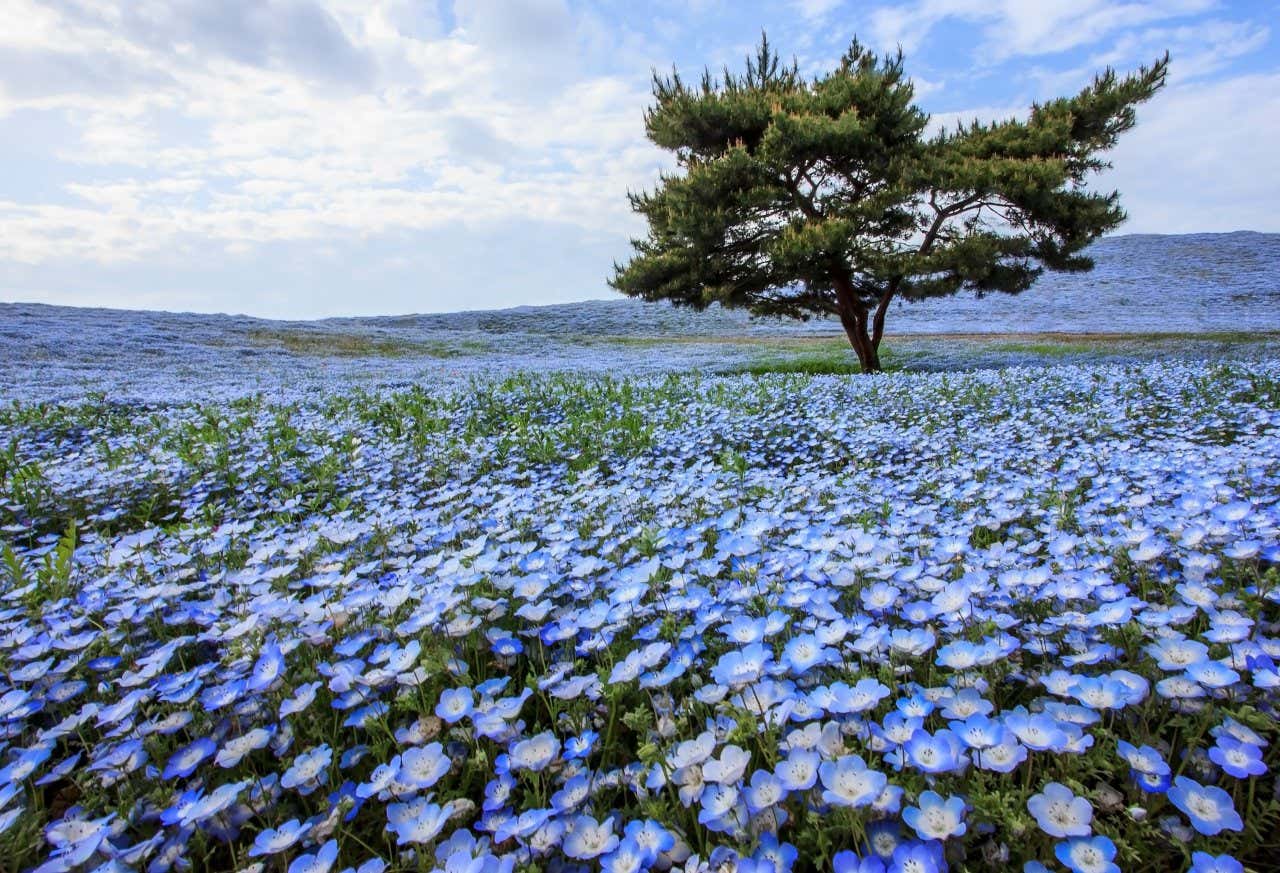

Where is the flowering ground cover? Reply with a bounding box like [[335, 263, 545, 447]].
[[1, 358, 1279, 872]]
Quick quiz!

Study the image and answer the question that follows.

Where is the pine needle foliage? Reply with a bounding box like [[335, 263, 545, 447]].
[[610, 34, 1169, 372]]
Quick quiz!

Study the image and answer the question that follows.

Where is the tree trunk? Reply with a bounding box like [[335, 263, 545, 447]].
[[868, 284, 895, 371], [838, 308, 880, 373], [831, 272, 882, 373]]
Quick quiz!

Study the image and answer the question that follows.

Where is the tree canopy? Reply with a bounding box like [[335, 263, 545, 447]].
[[610, 35, 1169, 372]]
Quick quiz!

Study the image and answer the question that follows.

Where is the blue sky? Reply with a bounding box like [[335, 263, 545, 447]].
[[1, 0, 1277, 318]]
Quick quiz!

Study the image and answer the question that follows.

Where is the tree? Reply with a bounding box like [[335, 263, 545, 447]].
[[610, 35, 1168, 372]]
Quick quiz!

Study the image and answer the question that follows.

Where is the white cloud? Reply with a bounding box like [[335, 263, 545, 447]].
[[865, 0, 1216, 58], [0, 0, 664, 268], [1101, 72, 1280, 234], [1018, 18, 1271, 101], [794, 0, 844, 21]]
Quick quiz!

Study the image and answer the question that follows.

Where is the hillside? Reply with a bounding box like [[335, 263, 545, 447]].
[[2, 232, 1277, 402]]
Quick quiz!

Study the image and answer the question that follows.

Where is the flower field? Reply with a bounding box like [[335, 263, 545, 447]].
[[2, 358, 1279, 872]]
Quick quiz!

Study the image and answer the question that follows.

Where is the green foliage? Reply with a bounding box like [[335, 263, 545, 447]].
[[721, 344, 906, 376], [611, 34, 1168, 371], [2, 521, 79, 612]]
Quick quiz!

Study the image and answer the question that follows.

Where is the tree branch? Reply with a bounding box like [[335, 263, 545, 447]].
[[919, 192, 982, 255]]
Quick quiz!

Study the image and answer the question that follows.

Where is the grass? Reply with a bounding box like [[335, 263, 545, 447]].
[[223, 329, 1280, 379], [245, 329, 490, 358], [718, 339, 917, 376], [577, 330, 1280, 376]]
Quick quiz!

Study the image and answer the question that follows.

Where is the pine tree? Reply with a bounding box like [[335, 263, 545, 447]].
[[610, 35, 1169, 372]]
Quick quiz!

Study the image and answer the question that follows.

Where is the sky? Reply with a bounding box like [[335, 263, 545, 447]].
[[0, 0, 1277, 319]]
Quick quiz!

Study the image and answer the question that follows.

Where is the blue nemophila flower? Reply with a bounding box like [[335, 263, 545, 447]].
[[1005, 712, 1069, 752], [891, 841, 945, 873], [162, 738, 216, 780], [1054, 835, 1118, 873], [0, 745, 51, 786], [0, 805, 24, 836], [1027, 782, 1093, 838], [1213, 718, 1269, 748], [599, 836, 650, 873], [903, 791, 967, 840], [288, 838, 338, 873], [624, 819, 675, 863], [821, 678, 890, 714], [1208, 736, 1266, 778], [1167, 776, 1244, 835], [939, 688, 994, 720], [8, 358, 1280, 869], [551, 773, 591, 813], [936, 640, 985, 670], [832, 850, 885, 873], [200, 679, 245, 711], [280, 681, 322, 718], [44, 813, 116, 867], [698, 782, 741, 827], [34, 752, 83, 787], [869, 770, 905, 812], [387, 797, 454, 845], [1133, 769, 1172, 794], [861, 583, 900, 612], [494, 807, 555, 843], [89, 737, 148, 774], [564, 730, 599, 760], [876, 711, 925, 749], [0, 688, 32, 720], [773, 748, 819, 792], [340, 744, 372, 770], [356, 756, 401, 799], [1069, 676, 1129, 711], [435, 687, 474, 723], [380, 639, 421, 673], [974, 737, 1027, 774], [744, 768, 785, 813], [216, 727, 273, 768], [819, 755, 886, 808], [1116, 740, 1170, 776], [140, 710, 195, 736], [483, 773, 515, 811], [896, 693, 935, 718], [400, 743, 450, 788], [509, 731, 560, 773], [949, 713, 1008, 750], [160, 787, 204, 827], [710, 643, 770, 689], [490, 634, 524, 659], [249, 818, 309, 856], [753, 833, 798, 872], [1145, 637, 1209, 671], [1190, 851, 1244, 873], [862, 819, 903, 861], [344, 702, 389, 729], [248, 641, 286, 692], [904, 729, 967, 774], [781, 634, 837, 674], [563, 815, 618, 860], [282, 744, 332, 795], [889, 627, 936, 657], [46, 680, 86, 704], [182, 779, 251, 825], [703, 745, 750, 784], [670, 727, 721, 768], [1186, 661, 1241, 689]]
